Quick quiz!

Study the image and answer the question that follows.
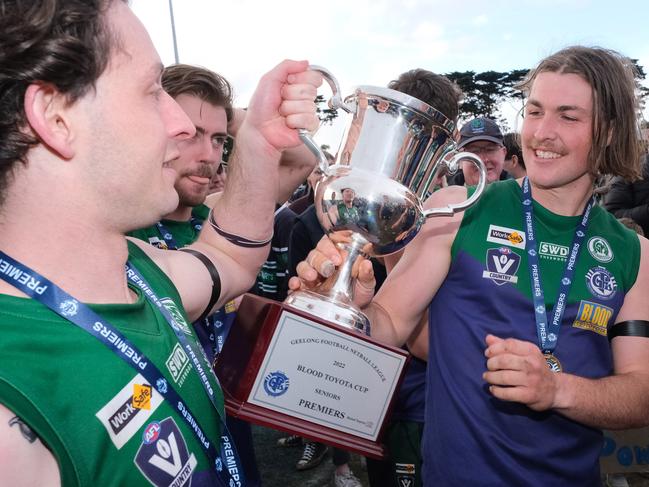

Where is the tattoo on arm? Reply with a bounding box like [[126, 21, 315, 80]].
[[9, 416, 37, 443]]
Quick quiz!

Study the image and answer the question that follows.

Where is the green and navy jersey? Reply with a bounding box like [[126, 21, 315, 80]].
[[424, 179, 639, 486], [0, 242, 224, 487], [128, 205, 209, 250]]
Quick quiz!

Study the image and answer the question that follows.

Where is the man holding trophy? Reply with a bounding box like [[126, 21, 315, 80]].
[[292, 46, 649, 485]]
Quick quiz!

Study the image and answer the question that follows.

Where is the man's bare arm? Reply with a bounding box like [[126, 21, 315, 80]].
[[0, 403, 60, 487]]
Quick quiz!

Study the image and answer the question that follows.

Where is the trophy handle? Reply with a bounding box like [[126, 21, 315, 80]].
[[298, 65, 354, 176], [422, 152, 487, 217]]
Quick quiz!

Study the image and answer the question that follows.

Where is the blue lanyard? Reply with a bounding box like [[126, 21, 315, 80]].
[[156, 216, 203, 250], [521, 177, 593, 368], [0, 251, 244, 486]]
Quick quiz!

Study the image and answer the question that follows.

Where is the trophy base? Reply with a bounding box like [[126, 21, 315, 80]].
[[285, 290, 370, 335], [214, 294, 410, 460]]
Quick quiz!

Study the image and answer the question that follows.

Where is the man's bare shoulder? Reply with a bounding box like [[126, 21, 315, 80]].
[[0, 403, 61, 487]]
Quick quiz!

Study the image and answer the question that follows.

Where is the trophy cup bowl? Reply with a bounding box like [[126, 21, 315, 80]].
[[285, 68, 487, 335]]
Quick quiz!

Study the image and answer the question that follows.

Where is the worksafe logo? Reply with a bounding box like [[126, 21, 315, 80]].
[[539, 241, 569, 262], [572, 300, 613, 336], [482, 247, 520, 285], [96, 374, 163, 449], [486, 224, 526, 249]]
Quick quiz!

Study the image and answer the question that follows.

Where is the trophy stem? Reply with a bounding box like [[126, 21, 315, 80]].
[[284, 237, 370, 335], [327, 238, 364, 304]]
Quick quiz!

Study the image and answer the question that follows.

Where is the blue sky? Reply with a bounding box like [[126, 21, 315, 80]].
[[131, 0, 649, 146]]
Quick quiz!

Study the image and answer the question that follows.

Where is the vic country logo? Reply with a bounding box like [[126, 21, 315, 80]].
[[588, 236, 613, 263], [482, 247, 521, 285], [134, 417, 197, 487], [264, 371, 290, 397], [486, 224, 526, 249], [572, 300, 613, 336], [585, 267, 617, 301], [539, 241, 569, 261]]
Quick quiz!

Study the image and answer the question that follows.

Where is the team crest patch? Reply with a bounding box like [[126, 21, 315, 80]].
[[160, 298, 193, 335], [486, 224, 526, 249], [588, 236, 613, 263], [539, 241, 568, 262], [573, 300, 613, 336], [95, 374, 163, 449], [482, 247, 520, 285], [134, 417, 197, 487], [585, 266, 617, 301]]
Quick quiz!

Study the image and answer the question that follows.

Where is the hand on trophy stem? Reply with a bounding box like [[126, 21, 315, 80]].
[[289, 235, 376, 308]]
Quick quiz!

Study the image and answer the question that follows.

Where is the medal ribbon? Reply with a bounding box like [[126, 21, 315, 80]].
[[0, 251, 244, 487], [521, 177, 593, 358]]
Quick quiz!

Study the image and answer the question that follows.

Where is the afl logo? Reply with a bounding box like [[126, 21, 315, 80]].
[[264, 371, 289, 397], [142, 421, 161, 445], [588, 237, 613, 263], [585, 267, 617, 300]]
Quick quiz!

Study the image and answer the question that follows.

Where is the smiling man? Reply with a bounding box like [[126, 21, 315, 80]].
[[293, 46, 649, 485], [0, 1, 321, 486]]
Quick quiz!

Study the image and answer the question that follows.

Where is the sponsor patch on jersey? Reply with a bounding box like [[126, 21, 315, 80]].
[[147, 236, 169, 250], [588, 236, 613, 263], [572, 300, 613, 336], [486, 224, 526, 249], [585, 266, 618, 301], [133, 384, 152, 410], [134, 417, 197, 487], [539, 241, 569, 261], [482, 247, 520, 285], [160, 297, 193, 335], [165, 343, 191, 387], [224, 300, 237, 314], [96, 374, 163, 449]]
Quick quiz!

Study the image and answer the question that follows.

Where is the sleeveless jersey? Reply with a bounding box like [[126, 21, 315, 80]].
[[0, 242, 224, 487], [128, 205, 209, 250], [424, 179, 640, 486]]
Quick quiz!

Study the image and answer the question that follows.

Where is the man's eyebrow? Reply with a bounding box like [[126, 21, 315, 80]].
[[527, 98, 587, 113]]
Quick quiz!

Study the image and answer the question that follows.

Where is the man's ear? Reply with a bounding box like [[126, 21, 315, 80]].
[[511, 154, 519, 168], [23, 83, 75, 159]]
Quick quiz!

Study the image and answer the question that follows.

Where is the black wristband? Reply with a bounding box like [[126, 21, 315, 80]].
[[208, 210, 272, 248], [608, 320, 649, 341], [178, 248, 221, 323]]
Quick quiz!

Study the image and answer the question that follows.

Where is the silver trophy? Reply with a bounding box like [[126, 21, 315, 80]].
[[285, 67, 487, 335]]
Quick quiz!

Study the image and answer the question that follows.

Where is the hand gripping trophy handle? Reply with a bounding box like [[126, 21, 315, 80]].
[[297, 65, 354, 176]]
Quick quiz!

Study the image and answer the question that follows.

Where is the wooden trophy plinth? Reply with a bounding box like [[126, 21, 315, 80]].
[[213, 293, 409, 459]]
